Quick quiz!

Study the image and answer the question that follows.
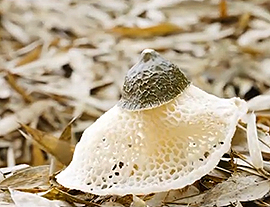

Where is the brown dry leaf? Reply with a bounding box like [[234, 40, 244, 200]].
[[0, 165, 49, 190], [109, 23, 182, 38], [6, 72, 33, 103], [58, 118, 76, 142], [50, 118, 76, 174], [219, 0, 228, 18], [115, 194, 133, 207], [31, 143, 46, 166], [42, 187, 100, 207], [236, 13, 250, 36], [15, 45, 42, 67], [20, 124, 74, 166]]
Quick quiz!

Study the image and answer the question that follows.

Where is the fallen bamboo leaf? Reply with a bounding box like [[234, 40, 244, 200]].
[[2, 18, 30, 44], [248, 95, 270, 111], [6, 72, 33, 103], [130, 195, 147, 207], [0, 77, 12, 99], [232, 125, 249, 154], [58, 117, 76, 142], [0, 164, 29, 178], [15, 45, 42, 67], [147, 186, 200, 207], [0, 189, 14, 206], [198, 173, 270, 207], [109, 23, 182, 38], [0, 165, 49, 190], [31, 143, 46, 166], [50, 118, 76, 174], [20, 124, 74, 166], [101, 202, 124, 207], [9, 188, 68, 207], [0, 100, 55, 136], [42, 187, 100, 207], [219, 0, 228, 18], [232, 150, 261, 174], [236, 13, 250, 36], [49, 159, 64, 177]]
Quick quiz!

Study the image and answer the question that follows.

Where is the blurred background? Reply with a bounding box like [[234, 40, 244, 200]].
[[0, 0, 270, 167]]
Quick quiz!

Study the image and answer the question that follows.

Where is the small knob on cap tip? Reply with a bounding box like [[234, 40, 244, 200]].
[[141, 49, 157, 62]]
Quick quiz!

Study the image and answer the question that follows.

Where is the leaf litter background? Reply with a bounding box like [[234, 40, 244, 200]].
[[1, 0, 270, 206]]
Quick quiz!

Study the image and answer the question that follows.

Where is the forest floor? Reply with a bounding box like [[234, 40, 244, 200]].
[[1, 0, 270, 206]]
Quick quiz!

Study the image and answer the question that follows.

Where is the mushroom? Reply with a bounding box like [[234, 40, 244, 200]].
[[56, 49, 248, 196]]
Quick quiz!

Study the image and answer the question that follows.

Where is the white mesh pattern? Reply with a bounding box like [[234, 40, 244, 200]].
[[56, 85, 247, 195]]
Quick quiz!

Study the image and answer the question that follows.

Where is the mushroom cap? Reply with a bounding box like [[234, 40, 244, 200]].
[[118, 49, 190, 111], [56, 84, 247, 196]]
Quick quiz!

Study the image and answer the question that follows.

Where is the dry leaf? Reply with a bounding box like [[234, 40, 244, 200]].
[[109, 23, 182, 38], [9, 188, 68, 207], [2, 18, 30, 44], [235, 13, 250, 36], [0, 100, 55, 136], [1, 0, 270, 205], [0, 165, 49, 190], [219, 0, 228, 18], [31, 143, 46, 166], [42, 187, 100, 207], [248, 95, 270, 112], [0, 164, 29, 178], [0, 189, 14, 206], [0, 77, 11, 99], [199, 173, 270, 207], [101, 202, 125, 207], [232, 125, 249, 154], [16, 45, 42, 67], [6, 72, 33, 103], [20, 124, 74, 166], [130, 195, 147, 207], [50, 118, 76, 174], [58, 118, 76, 142], [145, 186, 200, 207]]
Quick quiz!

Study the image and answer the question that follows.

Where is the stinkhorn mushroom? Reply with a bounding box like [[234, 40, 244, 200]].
[[56, 49, 248, 196]]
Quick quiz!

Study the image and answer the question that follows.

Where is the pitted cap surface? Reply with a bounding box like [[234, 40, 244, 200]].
[[118, 49, 190, 111]]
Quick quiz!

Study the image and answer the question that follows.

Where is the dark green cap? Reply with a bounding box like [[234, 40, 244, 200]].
[[118, 49, 190, 111]]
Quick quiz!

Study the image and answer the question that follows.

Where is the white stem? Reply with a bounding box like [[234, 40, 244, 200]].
[[246, 112, 263, 169]]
